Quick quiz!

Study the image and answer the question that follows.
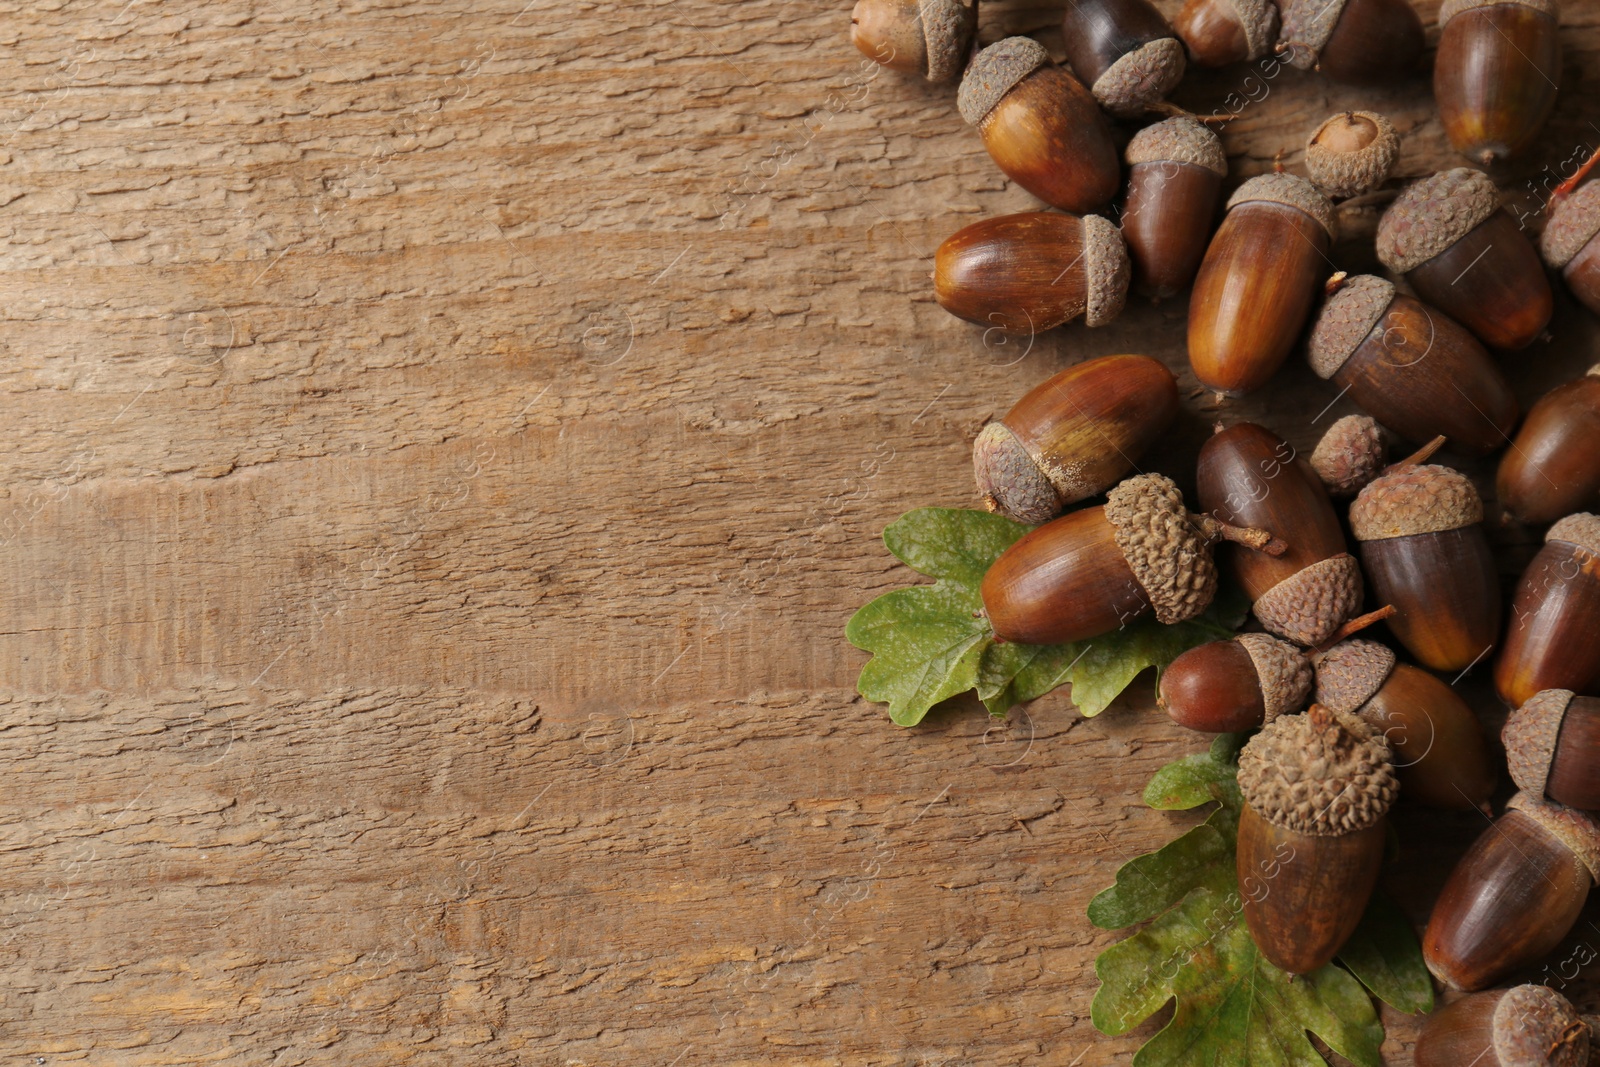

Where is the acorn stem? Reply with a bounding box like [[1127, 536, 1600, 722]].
[[1311, 605, 1398, 655], [1324, 271, 1348, 296], [1391, 435, 1447, 469], [1189, 513, 1288, 556], [1146, 100, 1234, 127], [1551, 142, 1600, 204]]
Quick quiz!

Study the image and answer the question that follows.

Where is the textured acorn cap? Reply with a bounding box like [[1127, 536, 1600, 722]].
[[1091, 37, 1186, 119], [1126, 116, 1228, 175], [1349, 464, 1483, 541], [1540, 181, 1600, 269], [1547, 512, 1600, 556], [958, 37, 1050, 125], [1228, 172, 1338, 238], [1311, 415, 1386, 497], [1081, 214, 1132, 327], [1278, 0, 1346, 70], [1307, 276, 1396, 379], [1377, 168, 1501, 275], [973, 422, 1061, 525], [1492, 985, 1589, 1067], [1440, 0, 1559, 28], [1103, 473, 1219, 625], [1237, 632, 1314, 723], [1237, 703, 1398, 836], [1507, 792, 1600, 883], [1251, 553, 1363, 646], [1313, 639, 1397, 715], [1305, 112, 1400, 199], [1504, 689, 1574, 802], [1218, 0, 1280, 62], [918, 0, 976, 82]]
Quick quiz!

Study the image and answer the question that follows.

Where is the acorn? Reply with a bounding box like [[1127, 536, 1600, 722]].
[[1310, 415, 1385, 498], [958, 37, 1121, 214], [1174, 0, 1278, 67], [1498, 367, 1600, 524], [1235, 704, 1399, 975], [1423, 792, 1599, 992], [1542, 180, 1600, 316], [1197, 422, 1362, 646], [1414, 984, 1592, 1067], [1495, 514, 1600, 708], [981, 473, 1283, 645], [934, 211, 1131, 332], [1060, 0, 1186, 119], [1504, 690, 1600, 812], [1188, 174, 1337, 397], [850, 0, 976, 82], [1434, 0, 1561, 168], [1277, 0, 1425, 84], [1306, 274, 1519, 458], [1304, 111, 1400, 199], [973, 355, 1180, 524], [1121, 116, 1227, 301], [1376, 168, 1553, 351], [1160, 633, 1313, 733], [1315, 639, 1498, 810], [1349, 464, 1500, 672]]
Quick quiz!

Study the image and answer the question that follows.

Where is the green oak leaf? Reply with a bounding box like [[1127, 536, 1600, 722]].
[[1142, 732, 1247, 811], [1336, 891, 1434, 1015]]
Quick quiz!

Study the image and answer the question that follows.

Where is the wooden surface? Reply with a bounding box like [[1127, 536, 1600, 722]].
[[3, 0, 1599, 1062]]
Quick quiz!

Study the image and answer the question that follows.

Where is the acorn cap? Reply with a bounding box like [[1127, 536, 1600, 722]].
[[1504, 689, 1575, 802], [1278, 0, 1347, 70], [1540, 181, 1600, 269], [1307, 275, 1396, 379], [1305, 112, 1400, 199], [1310, 415, 1385, 497], [1091, 37, 1186, 119], [919, 0, 977, 83], [1312, 639, 1397, 715], [1250, 553, 1364, 646], [1547, 512, 1600, 556], [958, 37, 1050, 125], [1228, 173, 1338, 239], [1237, 632, 1314, 723], [1103, 473, 1219, 625], [1376, 168, 1501, 275], [1126, 115, 1228, 175], [1492, 984, 1590, 1067], [1506, 792, 1600, 883], [973, 422, 1060, 525], [1349, 464, 1483, 541], [1218, 0, 1280, 62], [1237, 703, 1398, 836], [1083, 214, 1132, 327], [1440, 0, 1559, 29]]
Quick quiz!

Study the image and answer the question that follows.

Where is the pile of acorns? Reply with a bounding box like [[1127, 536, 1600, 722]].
[[852, 0, 1600, 1057]]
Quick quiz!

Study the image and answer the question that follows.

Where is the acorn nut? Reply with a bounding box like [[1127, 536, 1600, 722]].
[[1495, 514, 1600, 707], [1160, 633, 1312, 733], [1434, 0, 1561, 167], [1543, 180, 1600, 316], [1277, 0, 1425, 84], [1504, 690, 1600, 812], [1415, 984, 1592, 1067], [1304, 111, 1400, 199], [1497, 367, 1600, 525], [1122, 116, 1227, 301], [1060, 0, 1186, 119], [850, 0, 976, 82], [1310, 415, 1386, 498], [1175, 0, 1279, 67]]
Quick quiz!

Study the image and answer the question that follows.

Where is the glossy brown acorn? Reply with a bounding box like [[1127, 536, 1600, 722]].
[[1198, 422, 1362, 645], [1122, 117, 1227, 301], [1189, 174, 1336, 397], [1235, 705, 1398, 975], [1423, 792, 1599, 992], [1496, 515, 1600, 707], [973, 355, 1180, 524], [850, 0, 975, 81], [1415, 985, 1592, 1067], [1278, 0, 1425, 84], [1504, 690, 1600, 811], [1497, 368, 1600, 524], [1377, 168, 1553, 351], [1060, 0, 1186, 118], [1306, 275, 1519, 458], [934, 212, 1131, 332], [1544, 178, 1600, 316], [1160, 633, 1312, 733], [1350, 464, 1500, 672], [1175, 0, 1278, 67], [958, 37, 1121, 214], [1315, 639, 1498, 811], [1434, 0, 1561, 167]]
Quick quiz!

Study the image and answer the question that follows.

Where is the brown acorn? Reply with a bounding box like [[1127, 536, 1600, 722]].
[[1497, 368, 1600, 525], [1415, 984, 1592, 1067], [1174, 0, 1279, 67], [1423, 792, 1599, 992], [1304, 111, 1400, 199], [1122, 117, 1227, 301], [1060, 0, 1186, 119], [1198, 422, 1363, 646], [1376, 168, 1553, 351], [1306, 274, 1519, 458], [1315, 639, 1498, 810], [981, 473, 1282, 645], [1160, 633, 1313, 733], [1189, 174, 1337, 397], [850, 0, 976, 82], [1277, 0, 1425, 84], [1434, 0, 1561, 167], [1495, 514, 1600, 707], [1235, 704, 1399, 975], [973, 355, 1180, 524], [1504, 690, 1600, 812], [958, 38, 1121, 213], [1349, 464, 1500, 672], [1310, 415, 1385, 498], [1543, 181, 1600, 316], [934, 211, 1131, 332]]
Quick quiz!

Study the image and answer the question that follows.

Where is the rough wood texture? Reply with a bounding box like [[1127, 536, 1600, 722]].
[[3, 0, 1598, 1062]]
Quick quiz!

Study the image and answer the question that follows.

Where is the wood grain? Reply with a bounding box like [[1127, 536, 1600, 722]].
[[1, 0, 1598, 1061]]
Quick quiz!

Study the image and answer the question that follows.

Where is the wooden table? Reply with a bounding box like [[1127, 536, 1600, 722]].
[[3, 0, 1597, 1061]]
